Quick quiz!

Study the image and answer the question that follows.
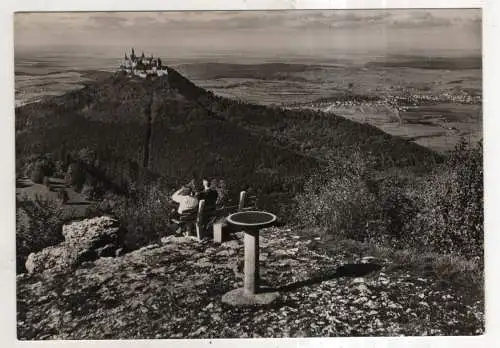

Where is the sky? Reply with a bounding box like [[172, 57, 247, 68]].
[[14, 9, 482, 60]]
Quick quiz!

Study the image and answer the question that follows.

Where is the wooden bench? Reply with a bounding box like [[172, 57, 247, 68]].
[[170, 200, 213, 240], [170, 190, 254, 241]]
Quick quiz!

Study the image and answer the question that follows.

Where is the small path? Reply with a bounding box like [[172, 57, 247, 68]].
[[16, 177, 94, 220]]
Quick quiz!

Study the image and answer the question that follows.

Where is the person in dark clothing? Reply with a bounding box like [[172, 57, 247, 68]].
[[197, 178, 218, 208]]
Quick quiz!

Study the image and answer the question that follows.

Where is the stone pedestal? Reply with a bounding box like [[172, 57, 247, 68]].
[[221, 228, 280, 306], [221, 287, 280, 306], [222, 211, 279, 307], [244, 229, 259, 294]]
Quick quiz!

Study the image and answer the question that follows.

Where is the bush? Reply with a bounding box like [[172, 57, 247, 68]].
[[212, 179, 230, 206], [294, 139, 483, 260], [57, 189, 69, 204], [366, 140, 483, 259], [66, 162, 86, 191], [53, 160, 66, 178], [81, 185, 95, 201], [74, 147, 97, 167], [295, 150, 378, 240], [29, 165, 45, 184], [16, 195, 66, 273], [365, 174, 420, 245], [409, 140, 483, 259], [25, 156, 55, 184], [97, 182, 174, 250]]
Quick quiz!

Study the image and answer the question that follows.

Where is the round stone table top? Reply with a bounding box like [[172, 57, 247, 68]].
[[226, 210, 277, 230]]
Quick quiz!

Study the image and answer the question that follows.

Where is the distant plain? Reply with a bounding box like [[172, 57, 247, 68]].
[[15, 52, 482, 153]]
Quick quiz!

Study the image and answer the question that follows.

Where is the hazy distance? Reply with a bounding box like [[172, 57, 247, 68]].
[[14, 9, 481, 62]]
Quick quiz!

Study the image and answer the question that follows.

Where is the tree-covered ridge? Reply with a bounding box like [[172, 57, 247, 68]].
[[16, 66, 446, 208], [166, 67, 443, 169], [15, 71, 320, 202]]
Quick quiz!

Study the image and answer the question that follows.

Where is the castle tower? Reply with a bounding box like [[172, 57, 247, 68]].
[[123, 53, 129, 68]]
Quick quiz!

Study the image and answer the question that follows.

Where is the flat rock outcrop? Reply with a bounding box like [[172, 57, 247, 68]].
[[25, 216, 123, 274], [17, 227, 483, 339]]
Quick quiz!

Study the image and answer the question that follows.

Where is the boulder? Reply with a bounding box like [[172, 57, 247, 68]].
[[25, 246, 73, 274], [62, 216, 121, 247], [25, 216, 123, 274]]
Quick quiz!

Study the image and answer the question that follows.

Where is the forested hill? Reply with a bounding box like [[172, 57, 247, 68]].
[[16, 67, 441, 207], [165, 66, 442, 169], [15, 70, 320, 205]]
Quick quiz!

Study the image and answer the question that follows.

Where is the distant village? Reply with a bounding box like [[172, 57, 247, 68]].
[[119, 48, 168, 78], [285, 91, 482, 110]]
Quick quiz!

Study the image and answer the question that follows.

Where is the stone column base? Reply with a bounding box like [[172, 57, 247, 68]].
[[213, 219, 229, 243], [221, 288, 280, 306]]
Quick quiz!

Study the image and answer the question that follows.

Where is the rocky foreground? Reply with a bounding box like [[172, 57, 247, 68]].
[[17, 217, 484, 339]]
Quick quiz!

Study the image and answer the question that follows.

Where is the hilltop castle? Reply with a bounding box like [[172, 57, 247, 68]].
[[119, 48, 168, 78]]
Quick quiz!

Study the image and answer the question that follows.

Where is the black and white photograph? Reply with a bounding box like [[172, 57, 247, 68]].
[[13, 5, 485, 340]]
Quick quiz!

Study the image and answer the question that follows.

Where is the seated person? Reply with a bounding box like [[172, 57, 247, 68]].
[[171, 186, 199, 217], [197, 178, 219, 208], [169, 186, 200, 237]]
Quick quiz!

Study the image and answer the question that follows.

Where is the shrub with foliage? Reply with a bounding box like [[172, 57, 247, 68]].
[[24, 155, 56, 184], [409, 140, 483, 259], [97, 182, 174, 250], [295, 150, 379, 240], [80, 186, 94, 201], [365, 174, 420, 246], [74, 147, 98, 167], [211, 179, 230, 206], [296, 139, 483, 260], [29, 165, 45, 184], [53, 160, 67, 178], [16, 195, 66, 273], [57, 189, 69, 204], [66, 162, 86, 192]]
